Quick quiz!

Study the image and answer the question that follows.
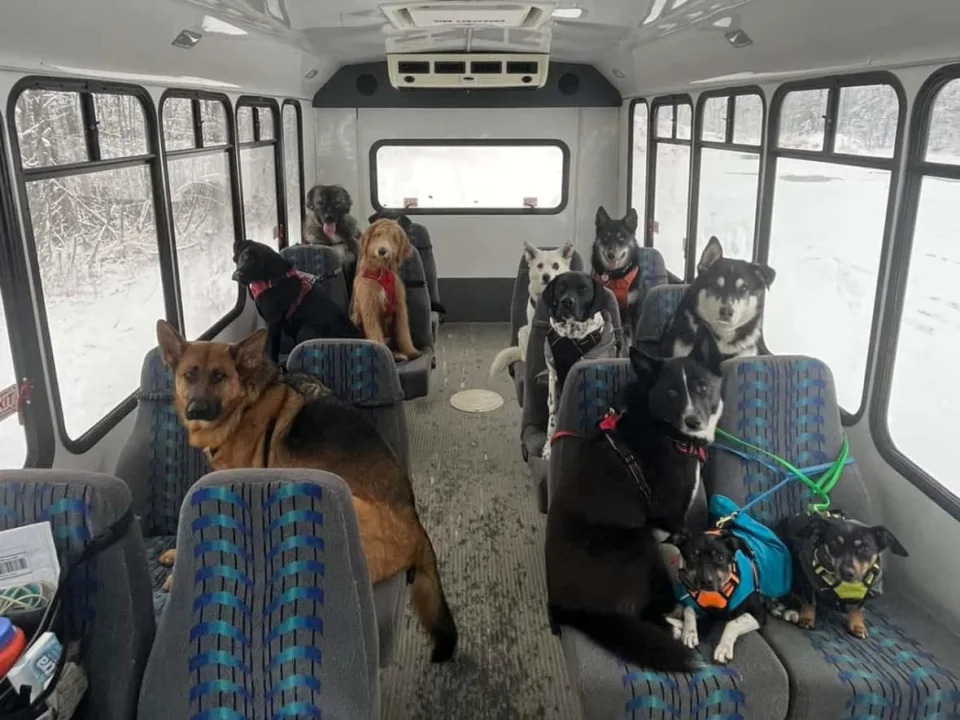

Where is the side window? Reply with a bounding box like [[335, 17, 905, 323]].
[[629, 100, 648, 232], [161, 93, 241, 339], [650, 98, 693, 279], [886, 74, 960, 494], [12, 84, 169, 443], [282, 101, 304, 246], [0, 293, 26, 468], [695, 91, 763, 261], [764, 78, 901, 415], [237, 99, 282, 248]]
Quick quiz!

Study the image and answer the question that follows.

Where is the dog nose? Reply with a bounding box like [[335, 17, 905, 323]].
[[185, 399, 220, 422], [719, 306, 734, 321], [684, 415, 703, 430], [377, 247, 389, 257], [605, 250, 617, 259], [560, 296, 575, 309], [542, 274, 551, 283], [839, 565, 859, 582]]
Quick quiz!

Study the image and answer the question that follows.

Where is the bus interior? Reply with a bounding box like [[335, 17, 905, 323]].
[[0, 0, 959, 718]]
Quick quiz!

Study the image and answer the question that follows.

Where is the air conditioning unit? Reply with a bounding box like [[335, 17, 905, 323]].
[[381, 2, 557, 30], [387, 52, 550, 89]]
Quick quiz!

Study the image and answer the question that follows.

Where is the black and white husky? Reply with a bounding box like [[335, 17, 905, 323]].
[[659, 236, 776, 359]]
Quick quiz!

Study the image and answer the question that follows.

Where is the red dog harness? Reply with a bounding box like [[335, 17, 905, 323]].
[[594, 265, 639, 313], [248, 269, 315, 319], [361, 268, 398, 316]]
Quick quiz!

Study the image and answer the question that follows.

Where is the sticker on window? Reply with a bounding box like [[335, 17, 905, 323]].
[[523, 197, 538, 208], [403, 197, 419, 209]]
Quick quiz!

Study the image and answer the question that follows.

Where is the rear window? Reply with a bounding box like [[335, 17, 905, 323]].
[[371, 141, 569, 214]]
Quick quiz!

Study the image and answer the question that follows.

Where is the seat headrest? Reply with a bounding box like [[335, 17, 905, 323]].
[[558, 359, 632, 434], [286, 340, 404, 407], [399, 245, 427, 285], [139, 347, 175, 401], [281, 244, 344, 280]]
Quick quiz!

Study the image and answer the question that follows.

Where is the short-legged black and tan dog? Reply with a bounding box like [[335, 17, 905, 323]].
[[155, 320, 457, 662], [777, 510, 907, 639], [545, 329, 725, 671]]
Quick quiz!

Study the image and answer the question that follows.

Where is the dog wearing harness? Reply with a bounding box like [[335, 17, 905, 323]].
[[592, 206, 643, 335], [779, 509, 907, 638], [663, 494, 793, 664]]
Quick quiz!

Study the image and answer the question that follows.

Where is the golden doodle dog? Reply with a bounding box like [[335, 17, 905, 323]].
[[154, 320, 457, 662], [350, 218, 421, 362]]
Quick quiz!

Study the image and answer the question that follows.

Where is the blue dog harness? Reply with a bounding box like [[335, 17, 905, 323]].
[[676, 495, 793, 616]]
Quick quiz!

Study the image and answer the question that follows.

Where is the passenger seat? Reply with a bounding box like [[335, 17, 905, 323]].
[[286, 338, 410, 665], [395, 245, 435, 399], [545, 360, 790, 720], [136, 469, 380, 720], [710, 355, 960, 719], [635, 283, 688, 347], [280, 243, 350, 312], [0, 469, 155, 720]]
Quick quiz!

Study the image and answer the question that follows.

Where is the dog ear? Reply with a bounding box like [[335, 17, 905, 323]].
[[395, 213, 413, 234], [560, 241, 575, 261], [872, 526, 909, 557], [751, 263, 776, 289], [690, 326, 724, 375], [586, 277, 607, 316], [629, 344, 662, 379], [305, 186, 322, 211], [623, 208, 639, 234], [359, 224, 375, 257], [595, 206, 611, 228], [523, 242, 538, 264], [157, 320, 187, 369], [698, 236, 724, 274], [795, 514, 828, 541], [230, 329, 269, 376]]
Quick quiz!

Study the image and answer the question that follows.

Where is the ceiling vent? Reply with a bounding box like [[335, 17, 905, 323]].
[[388, 52, 550, 89], [381, 2, 557, 30]]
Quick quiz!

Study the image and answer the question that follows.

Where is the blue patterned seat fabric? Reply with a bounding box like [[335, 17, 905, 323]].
[[710, 356, 960, 720], [635, 284, 688, 345], [546, 360, 790, 719], [280, 244, 349, 313], [136, 470, 380, 720], [0, 470, 154, 720]]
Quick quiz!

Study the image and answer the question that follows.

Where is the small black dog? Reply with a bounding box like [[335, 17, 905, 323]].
[[303, 184, 361, 270], [232, 238, 360, 362], [659, 236, 775, 360], [778, 510, 907, 639], [539, 272, 618, 459], [592, 206, 642, 324], [545, 328, 725, 672]]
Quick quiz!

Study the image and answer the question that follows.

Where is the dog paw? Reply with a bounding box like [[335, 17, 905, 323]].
[[683, 626, 699, 649], [158, 549, 177, 567], [847, 621, 868, 639], [392, 352, 408, 362], [771, 604, 800, 625], [797, 607, 816, 630], [665, 616, 684, 640], [162, 573, 173, 592], [713, 640, 735, 664]]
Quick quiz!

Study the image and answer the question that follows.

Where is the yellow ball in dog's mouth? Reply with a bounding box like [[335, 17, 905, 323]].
[[450, 389, 504, 413]]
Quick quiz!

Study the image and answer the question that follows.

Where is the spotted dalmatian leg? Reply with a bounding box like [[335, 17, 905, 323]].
[[542, 366, 557, 460]]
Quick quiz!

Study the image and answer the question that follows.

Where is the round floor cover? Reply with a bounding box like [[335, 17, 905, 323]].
[[450, 389, 504, 413]]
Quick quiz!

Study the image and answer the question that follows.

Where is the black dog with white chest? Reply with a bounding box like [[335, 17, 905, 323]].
[[232, 238, 360, 363], [545, 329, 725, 671], [659, 236, 775, 360]]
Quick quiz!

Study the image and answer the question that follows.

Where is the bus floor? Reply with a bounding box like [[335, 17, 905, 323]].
[[380, 323, 579, 720]]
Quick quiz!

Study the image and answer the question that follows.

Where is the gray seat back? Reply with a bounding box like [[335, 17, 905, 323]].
[[710, 355, 876, 528], [286, 339, 410, 471], [521, 286, 623, 455], [633, 247, 669, 302], [635, 284, 688, 343], [137, 469, 380, 720], [115, 348, 210, 537], [0, 469, 154, 720], [397, 246, 433, 351], [408, 221, 441, 310], [280, 244, 349, 312], [509, 249, 584, 346]]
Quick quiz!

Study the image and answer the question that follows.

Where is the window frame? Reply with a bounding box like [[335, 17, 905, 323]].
[[235, 96, 287, 247], [159, 89, 245, 340], [281, 99, 306, 228], [6, 76, 176, 452], [626, 97, 648, 229], [368, 138, 572, 216], [648, 94, 694, 281], [756, 71, 907, 424], [689, 86, 765, 279], [869, 64, 960, 521], [0, 105, 53, 466]]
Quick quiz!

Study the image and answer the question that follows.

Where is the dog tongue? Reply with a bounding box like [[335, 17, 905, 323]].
[[322, 222, 337, 239]]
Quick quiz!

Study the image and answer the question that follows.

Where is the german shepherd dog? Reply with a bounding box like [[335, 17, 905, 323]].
[[232, 239, 360, 363], [155, 320, 457, 662], [545, 329, 725, 671], [659, 236, 776, 360]]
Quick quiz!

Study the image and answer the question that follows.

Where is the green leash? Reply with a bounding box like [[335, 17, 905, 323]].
[[713, 428, 850, 522]]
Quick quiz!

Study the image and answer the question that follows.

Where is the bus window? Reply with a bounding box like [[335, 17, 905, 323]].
[[628, 100, 648, 236], [161, 93, 242, 339], [694, 90, 763, 263], [13, 84, 168, 442], [0, 296, 26, 468], [763, 78, 901, 415], [237, 99, 282, 248], [282, 101, 304, 245], [650, 97, 692, 278], [887, 74, 960, 493], [372, 141, 568, 213]]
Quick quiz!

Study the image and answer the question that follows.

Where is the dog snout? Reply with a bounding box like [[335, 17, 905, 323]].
[[542, 273, 551, 284], [559, 295, 575, 310], [605, 249, 618, 260], [322, 214, 336, 224], [377, 246, 389, 257], [718, 305, 734, 321], [185, 399, 221, 422], [684, 415, 703, 431], [838, 564, 860, 583]]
